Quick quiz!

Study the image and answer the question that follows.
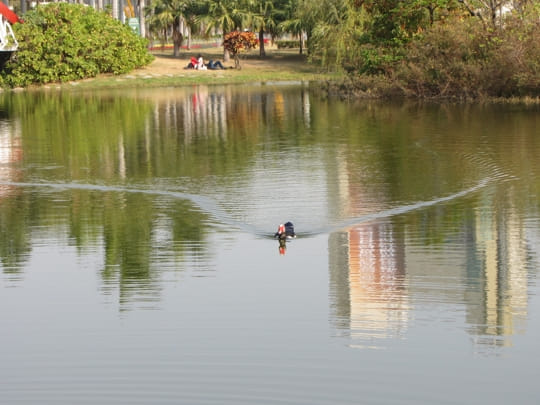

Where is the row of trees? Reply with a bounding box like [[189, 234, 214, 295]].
[[142, 0, 537, 58], [4, 0, 537, 96], [144, 0, 297, 58], [257, 0, 538, 98], [39, 0, 531, 98], [296, 0, 538, 67]]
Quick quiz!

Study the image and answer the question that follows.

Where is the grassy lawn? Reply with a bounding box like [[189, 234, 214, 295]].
[[45, 47, 342, 91]]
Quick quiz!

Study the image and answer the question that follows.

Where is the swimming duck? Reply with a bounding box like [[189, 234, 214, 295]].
[[274, 221, 296, 240]]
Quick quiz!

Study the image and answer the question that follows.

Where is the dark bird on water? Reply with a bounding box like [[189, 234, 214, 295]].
[[274, 221, 296, 240]]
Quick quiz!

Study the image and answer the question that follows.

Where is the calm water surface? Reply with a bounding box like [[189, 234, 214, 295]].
[[1, 85, 539, 404]]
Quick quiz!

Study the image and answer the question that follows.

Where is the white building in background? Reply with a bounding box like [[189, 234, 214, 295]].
[[17, 0, 146, 37]]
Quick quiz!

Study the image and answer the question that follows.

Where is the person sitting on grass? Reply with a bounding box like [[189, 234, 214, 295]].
[[185, 56, 198, 69], [196, 54, 207, 70]]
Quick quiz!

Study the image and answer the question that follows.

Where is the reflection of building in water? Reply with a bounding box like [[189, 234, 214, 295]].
[[328, 145, 409, 348], [0, 119, 22, 197], [465, 192, 528, 348], [328, 149, 409, 346], [348, 222, 407, 338], [329, 222, 409, 347], [328, 135, 531, 350], [328, 225, 407, 342]]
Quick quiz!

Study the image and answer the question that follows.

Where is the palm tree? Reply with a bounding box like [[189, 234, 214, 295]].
[[200, 0, 249, 61], [279, 0, 317, 55], [146, 0, 190, 57], [244, 0, 274, 57], [182, 1, 208, 50], [279, 16, 305, 54]]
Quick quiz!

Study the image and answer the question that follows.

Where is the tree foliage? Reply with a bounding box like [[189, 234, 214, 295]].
[[145, 0, 187, 56], [2, 0, 537, 98], [1, 3, 153, 88], [395, 6, 540, 98], [303, 0, 539, 98], [223, 30, 258, 69]]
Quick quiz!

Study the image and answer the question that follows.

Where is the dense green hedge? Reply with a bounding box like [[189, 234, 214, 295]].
[[0, 3, 153, 87]]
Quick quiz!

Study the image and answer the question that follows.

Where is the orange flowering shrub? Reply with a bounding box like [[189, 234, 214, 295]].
[[223, 31, 258, 69]]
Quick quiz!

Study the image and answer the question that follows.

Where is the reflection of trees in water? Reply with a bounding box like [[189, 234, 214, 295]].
[[3, 91, 156, 182], [0, 188, 211, 308], [0, 111, 27, 277], [0, 86, 313, 306], [1, 89, 538, 319], [0, 194, 32, 278], [145, 85, 315, 186], [0, 92, 170, 293], [101, 193, 155, 305]]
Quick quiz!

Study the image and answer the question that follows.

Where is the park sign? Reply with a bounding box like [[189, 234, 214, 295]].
[[128, 18, 139, 35]]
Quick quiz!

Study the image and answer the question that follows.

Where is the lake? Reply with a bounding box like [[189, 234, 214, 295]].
[[1, 84, 539, 404]]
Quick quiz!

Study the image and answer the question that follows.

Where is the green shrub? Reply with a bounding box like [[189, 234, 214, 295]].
[[394, 13, 540, 99], [354, 44, 404, 75], [1, 3, 153, 87], [276, 40, 300, 49]]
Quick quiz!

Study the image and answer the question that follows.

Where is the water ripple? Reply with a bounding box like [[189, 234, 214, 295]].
[[0, 177, 493, 239]]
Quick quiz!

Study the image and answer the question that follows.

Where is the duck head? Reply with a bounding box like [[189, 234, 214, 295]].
[[274, 222, 295, 240]]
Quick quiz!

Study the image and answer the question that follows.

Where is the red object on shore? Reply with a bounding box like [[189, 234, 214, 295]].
[[0, 3, 21, 25]]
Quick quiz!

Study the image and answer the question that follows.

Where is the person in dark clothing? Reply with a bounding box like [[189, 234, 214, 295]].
[[207, 60, 225, 70]]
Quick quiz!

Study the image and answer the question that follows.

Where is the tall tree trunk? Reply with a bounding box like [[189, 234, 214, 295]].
[[112, 0, 119, 20], [119, 0, 125, 22], [222, 26, 230, 62], [139, 0, 146, 39], [259, 29, 266, 57], [173, 18, 183, 57], [162, 28, 167, 51]]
